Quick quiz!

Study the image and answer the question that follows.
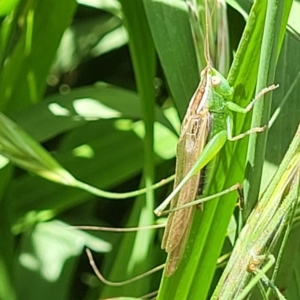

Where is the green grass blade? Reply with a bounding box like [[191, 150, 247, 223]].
[[243, 0, 293, 219], [100, 0, 157, 297], [0, 0, 77, 113], [212, 124, 300, 298], [144, 0, 199, 119], [0, 165, 15, 300]]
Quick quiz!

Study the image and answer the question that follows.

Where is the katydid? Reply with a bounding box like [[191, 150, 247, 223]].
[[154, 1, 278, 276]]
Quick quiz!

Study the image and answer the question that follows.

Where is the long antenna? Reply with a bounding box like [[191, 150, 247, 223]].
[[204, 0, 211, 66]]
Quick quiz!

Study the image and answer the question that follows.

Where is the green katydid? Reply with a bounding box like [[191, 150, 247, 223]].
[[154, 1, 278, 276]]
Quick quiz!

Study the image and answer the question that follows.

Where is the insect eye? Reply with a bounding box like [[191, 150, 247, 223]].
[[211, 76, 221, 87]]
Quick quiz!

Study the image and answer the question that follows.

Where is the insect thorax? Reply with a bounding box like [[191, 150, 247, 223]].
[[209, 108, 227, 138], [208, 90, 226, 113]]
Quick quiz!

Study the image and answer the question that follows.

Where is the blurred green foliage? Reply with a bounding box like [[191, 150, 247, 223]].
[[0, 0, 299, 299]]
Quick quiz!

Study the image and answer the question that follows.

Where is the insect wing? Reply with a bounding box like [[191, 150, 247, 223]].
[[162, 68, 212, 276]]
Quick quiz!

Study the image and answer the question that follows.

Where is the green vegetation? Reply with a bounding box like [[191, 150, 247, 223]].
[[0, 0, 299, 299]]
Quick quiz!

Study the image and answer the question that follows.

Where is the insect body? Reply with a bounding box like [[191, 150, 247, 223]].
[[156, 63, 276, 275], [161, 66, 234, 276]]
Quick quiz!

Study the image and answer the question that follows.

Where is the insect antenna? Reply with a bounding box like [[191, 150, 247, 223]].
[[204, 0, 211, 66]]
